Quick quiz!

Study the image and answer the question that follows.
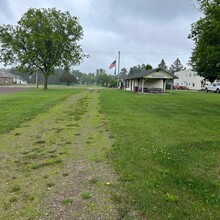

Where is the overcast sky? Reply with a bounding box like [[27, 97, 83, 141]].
[[0, 0, 202, 74]]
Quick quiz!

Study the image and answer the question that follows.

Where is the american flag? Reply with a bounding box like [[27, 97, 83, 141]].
[[109, 60, 116, 69]]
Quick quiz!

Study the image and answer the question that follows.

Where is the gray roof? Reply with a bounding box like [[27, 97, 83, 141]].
[[0, 69, 26, 81], [0, 69, 15, 78], [125, 68, 176, 80]]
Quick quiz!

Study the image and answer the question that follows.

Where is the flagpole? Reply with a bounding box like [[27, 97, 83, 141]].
[[117, 51, 120, 75], [117, 51, 120, 88]]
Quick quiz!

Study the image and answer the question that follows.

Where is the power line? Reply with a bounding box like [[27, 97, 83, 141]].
[[84, 50, 190, 56]]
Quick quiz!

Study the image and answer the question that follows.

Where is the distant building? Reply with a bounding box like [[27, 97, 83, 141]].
[[174, 69, 204, 90], [0, 69, 27, 84], [125, 68, 176, 93]]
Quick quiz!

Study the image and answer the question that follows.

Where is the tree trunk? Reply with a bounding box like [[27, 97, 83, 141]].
[[44, 75, 48, 90]]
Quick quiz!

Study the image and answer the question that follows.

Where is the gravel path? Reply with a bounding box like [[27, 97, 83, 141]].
[[44, 89, 121, 219]]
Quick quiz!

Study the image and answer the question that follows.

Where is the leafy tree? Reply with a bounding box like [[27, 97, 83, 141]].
[[81, 73, 96, 85], [128, 63, 153, 76], [145, 64, 153, 70], [59, 66, 76, 86], [189, 0, 220, 82], [119, 68, 128, 80], [96, 68, 110, 86], [109, 78, 117, 87], [0, 8, 86, 89], [169, 58, 184, 73], [158, 59, 167, 70]]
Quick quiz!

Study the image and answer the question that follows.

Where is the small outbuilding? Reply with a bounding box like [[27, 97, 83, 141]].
[[125, 68, 177, 93]]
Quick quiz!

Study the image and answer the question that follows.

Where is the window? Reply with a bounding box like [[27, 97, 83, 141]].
[[193, 83, 195, 87]]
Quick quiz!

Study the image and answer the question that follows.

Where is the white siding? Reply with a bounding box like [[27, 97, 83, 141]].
[[174, 69, 204, 90]]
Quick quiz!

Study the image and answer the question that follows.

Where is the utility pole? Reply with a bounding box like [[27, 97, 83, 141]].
[[36, 71, 38, 88]]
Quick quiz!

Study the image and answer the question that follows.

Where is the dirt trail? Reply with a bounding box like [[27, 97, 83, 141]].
[[0, 89, 124, 219], [44, 89, 121, 219]]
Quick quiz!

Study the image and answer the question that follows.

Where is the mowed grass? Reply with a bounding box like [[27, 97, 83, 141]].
[[0, 87, 81, 134], [0, 89, 90, 218], [100, 90, 220, 219]]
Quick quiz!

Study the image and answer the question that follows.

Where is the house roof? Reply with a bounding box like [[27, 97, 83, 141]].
[[125, 68, 177, 80], [0, 69, 15, 78], [0, 69, 26, 82]]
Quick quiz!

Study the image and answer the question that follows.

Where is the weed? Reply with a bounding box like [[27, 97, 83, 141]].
[[61, 198, 74, 206], [9, 196, 18, 203], [14, 132, 21, 136], [11, 184, 21, 192], [47, 182, 55, 188], [89, 177, 98, 184], [165, 193, 179, 203], [81, 192, 92, 199]]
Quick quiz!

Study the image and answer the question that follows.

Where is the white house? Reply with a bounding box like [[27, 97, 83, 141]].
[[125, 68, 176, 93], [174, 69, 204, 90]]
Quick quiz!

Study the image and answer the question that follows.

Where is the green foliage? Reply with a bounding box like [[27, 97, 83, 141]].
[[128, 63, 153, 76], [96, 68, 111, 86], [0, 8, 86, 89], [189, 0, 220, 82], [81, 192, 92, 199], [59, 66, 76, 86], [61, 198, 74, 206], [100, 89, 220, 219]]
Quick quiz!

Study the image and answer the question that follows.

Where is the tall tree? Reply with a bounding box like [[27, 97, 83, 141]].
[[0, 8, 86, 89], [169, 58, 184, 73], [189, 0, 220, 82], [158, 59, 167, 70]]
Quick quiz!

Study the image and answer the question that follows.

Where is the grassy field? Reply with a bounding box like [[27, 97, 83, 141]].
[[0, 88, 122, 219], [0, 87, 81, 134], [0, 88, 219, 219], [100, 90, 220, 219]]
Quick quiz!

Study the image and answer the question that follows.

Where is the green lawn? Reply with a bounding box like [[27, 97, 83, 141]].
[[0, 88, 81, 134], [100, 90, 220, 219]]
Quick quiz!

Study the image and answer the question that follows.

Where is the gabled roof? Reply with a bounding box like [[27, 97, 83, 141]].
[[125, 68, 176, 80], [0, 69, 15, 78], [0, 69, 26, 81]]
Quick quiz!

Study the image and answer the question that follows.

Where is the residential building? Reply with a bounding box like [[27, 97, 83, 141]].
[[174, 69, 204, 90], [0, 69, 27, 84]]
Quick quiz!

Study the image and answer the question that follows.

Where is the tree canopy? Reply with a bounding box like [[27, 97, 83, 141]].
[[128, 63, 152, 76], [169, 58, 184, 73], [59, 66, 76, 86], [0, 8, 86, 89], [189, 0, 220, 82], [158, 59, 167, 70]]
